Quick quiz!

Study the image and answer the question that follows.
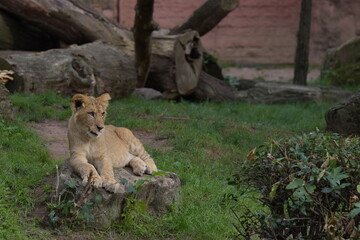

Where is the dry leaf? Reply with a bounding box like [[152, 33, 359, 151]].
[[0, 70, 14, 84]]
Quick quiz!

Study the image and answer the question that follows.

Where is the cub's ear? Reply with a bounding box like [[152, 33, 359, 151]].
[[97, 93, 111, 109], [70, 94, 89, 112]]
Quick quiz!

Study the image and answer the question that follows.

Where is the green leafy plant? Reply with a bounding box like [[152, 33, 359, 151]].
[[47, 179, 101, 227], [119, 173, 169, 232], [233, 130, 360, 239]]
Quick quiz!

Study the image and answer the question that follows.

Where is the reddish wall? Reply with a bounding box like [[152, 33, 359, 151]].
[[91, 0, 360, 65]]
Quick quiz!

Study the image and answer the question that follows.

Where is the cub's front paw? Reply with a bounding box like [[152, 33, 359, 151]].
[[132, 162, 147, 176], [144, 159, 158, 175], [102, 178, 124, 193], [82, 172, 102, 188]]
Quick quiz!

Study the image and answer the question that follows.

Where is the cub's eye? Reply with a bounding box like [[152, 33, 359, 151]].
[[87, 112, 95, 118], [102, 112, 106, 117]]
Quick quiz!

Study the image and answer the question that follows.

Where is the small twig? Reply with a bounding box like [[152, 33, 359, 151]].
[[55, 164, 60, 204], [332, 140, 340, 148], [159, 115, 190, 121], [282, 217, 311, 222], [76, 172, 93, 208], [303, 184, 330, 214], [273, 140, 289, 160]]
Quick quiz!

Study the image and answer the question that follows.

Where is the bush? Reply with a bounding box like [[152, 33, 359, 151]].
[[234, 130, 360, 239]]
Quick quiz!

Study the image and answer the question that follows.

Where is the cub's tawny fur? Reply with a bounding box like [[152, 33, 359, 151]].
[[68, 93, 157, 193]]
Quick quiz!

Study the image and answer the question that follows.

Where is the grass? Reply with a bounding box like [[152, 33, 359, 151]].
[[1, 92, 333, 239], [0, 120, 56, 240]]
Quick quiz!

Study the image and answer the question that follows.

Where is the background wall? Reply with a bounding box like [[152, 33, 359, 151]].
[[88, 0, 360, 65]]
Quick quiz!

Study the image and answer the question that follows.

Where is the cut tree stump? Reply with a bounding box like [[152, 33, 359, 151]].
[[0, 42, 137, 98], [146, 31, 203, 99], [57, 160, 181, 229]]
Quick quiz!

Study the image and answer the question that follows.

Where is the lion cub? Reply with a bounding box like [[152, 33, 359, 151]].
[[68, 93, 157, 193]]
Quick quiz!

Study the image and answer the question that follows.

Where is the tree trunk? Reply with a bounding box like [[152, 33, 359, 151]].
[[0, 42, 137, 98], [293, 0, 312, 86], [169, 0, 240, 36], [133, 0, 156, 88]]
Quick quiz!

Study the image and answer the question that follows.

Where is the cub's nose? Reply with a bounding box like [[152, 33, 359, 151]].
[[97, 125, 104, 131]]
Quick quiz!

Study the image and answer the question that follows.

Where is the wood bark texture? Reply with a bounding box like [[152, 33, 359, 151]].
[[133, 0, 156, 88], [0, 42, 137, 98], [192, 71, 244, 102], [0, 0, 133, 51], [170, 0, 240, 36], [237, 79, 352, 104], [146, 31, 203, 99], [0, 10, 58, 51], [293, 0, 312, 86]]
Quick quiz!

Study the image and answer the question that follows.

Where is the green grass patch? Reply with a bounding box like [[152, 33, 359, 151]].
[[10, 92, 71, 121], [2, 92, 333, 239], [0, 120, 56, 240]]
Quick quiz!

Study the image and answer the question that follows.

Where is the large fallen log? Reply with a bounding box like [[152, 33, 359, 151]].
[[0, 0, 133, 51], [236, 79, 353, 104], [0, 0, 203, 99], [0, 42, 137, 98], [170, 0, 240, 36], [0, 10, 58, 51], [191, 71, 245, 102]]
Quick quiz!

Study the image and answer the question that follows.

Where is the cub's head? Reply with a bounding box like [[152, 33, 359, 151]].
[[70, 93, 111, 138]]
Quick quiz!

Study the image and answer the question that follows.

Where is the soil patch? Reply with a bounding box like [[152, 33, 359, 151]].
[[32, 119, 69, 161], [32, 119, 172, 161], [223, 67, 320, 82]]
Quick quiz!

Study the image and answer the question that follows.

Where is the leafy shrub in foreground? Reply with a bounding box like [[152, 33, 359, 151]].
[[235, 130, 360, 239]]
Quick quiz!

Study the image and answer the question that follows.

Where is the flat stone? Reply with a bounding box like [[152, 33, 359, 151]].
[[132, 88, 164, 100]]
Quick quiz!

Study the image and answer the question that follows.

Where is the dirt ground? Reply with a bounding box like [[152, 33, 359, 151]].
[[223, 67, 320, 82], [32, 119, 171, 161]]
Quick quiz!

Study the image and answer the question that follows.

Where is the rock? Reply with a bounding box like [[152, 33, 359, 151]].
[[236, 79, 353, 104], [325, 91, 360, 136], [132, 88, 164, 100], [321, 37, 360, 86], [0, 83, 15, 121], [57, 160, 180, 229]]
